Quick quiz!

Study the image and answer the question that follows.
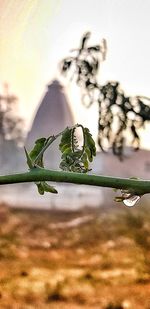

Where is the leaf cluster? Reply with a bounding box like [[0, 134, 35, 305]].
[[24, 125, 96, 194], [60, 32, 106, 104], [59, 125, 96, 172], [60, 32, 150, 160]]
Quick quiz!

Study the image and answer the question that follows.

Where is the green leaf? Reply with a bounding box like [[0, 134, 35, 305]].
[[85, 146, 93, 162], [26, 137, 58, 195], [36, 181, 58, 195], [84, 127, 96, 161], [61, 144, 71, 153], [59, 127, 72, 151], [29, 137, 46, 167], [36, 182, 45, 195], [81, 153, 89, 169], [42, 182, 58, 194]]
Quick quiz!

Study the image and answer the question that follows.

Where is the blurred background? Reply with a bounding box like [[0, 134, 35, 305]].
[[0, 1, 150, 308]]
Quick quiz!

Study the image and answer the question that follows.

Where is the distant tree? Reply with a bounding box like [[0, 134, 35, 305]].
[[60, 32, 150, 160], [0, 83, 26, 146]]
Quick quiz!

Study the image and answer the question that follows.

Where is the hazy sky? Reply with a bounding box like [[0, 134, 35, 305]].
[[1, 0, 150, 147]]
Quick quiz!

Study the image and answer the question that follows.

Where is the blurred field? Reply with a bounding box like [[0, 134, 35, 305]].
[[0, 202, 150, 308]]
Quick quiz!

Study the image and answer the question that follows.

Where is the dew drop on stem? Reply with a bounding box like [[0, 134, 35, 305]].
[[123, 195, 141, 207]]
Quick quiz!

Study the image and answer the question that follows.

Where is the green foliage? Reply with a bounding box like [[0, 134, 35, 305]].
[[61, 32, 150, 160], [24, 124, 96, 194], [36, 181, 57, 195], [59, 125, 96, 172], [84, 127, 96, 161], [22, 124, 147, 204], [24, 137, 58, 195], [29, 137, 46, 167]]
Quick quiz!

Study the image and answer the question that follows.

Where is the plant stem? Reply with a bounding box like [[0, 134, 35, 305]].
[[0, 168, 149, 195]]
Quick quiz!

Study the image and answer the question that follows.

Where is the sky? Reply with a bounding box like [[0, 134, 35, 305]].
[[1, 0, 150, 147]]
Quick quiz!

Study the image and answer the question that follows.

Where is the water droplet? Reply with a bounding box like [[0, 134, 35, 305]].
[[123, 195, 141, 207]]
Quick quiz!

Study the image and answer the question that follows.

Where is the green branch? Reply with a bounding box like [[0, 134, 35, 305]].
[[0, 168, 149, 196], [4, 124, 149, 205]]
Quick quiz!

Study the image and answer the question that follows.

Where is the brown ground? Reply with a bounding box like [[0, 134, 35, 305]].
[[0, 202, 149, 308]]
